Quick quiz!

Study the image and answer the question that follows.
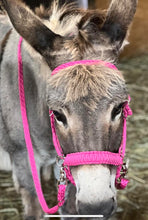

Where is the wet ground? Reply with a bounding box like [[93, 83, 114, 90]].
[[0, 55, 148, 220]]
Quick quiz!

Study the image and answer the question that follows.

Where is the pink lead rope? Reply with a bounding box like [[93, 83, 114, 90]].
[[18, 37, 66, 213], [18, 37, 132, 214]]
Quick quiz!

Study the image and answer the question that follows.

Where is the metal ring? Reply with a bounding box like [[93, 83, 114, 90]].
[[49, 111, 53, 117], [56, 155, 65, 167]]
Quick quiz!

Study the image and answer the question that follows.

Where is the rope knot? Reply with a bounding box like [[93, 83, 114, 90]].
[[123, 105, 132, 118], [116, 178, 129, 190]]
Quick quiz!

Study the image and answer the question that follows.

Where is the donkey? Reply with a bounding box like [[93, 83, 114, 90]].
[[0, 0, 137, 219]]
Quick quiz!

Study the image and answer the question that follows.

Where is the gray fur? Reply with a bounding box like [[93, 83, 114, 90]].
[[0, 0, 137, 219]]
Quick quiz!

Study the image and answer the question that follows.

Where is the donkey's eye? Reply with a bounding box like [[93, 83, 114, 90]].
[[111, 103, 124, 120], [53, 111, 67, 125]]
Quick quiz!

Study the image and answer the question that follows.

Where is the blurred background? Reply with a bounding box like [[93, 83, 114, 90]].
[[0, 0, 148, 220]]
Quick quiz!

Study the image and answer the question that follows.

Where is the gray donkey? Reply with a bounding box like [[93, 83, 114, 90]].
[[0, 0, 137, 219]]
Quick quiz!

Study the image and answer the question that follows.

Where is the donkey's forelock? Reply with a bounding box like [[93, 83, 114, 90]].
[[48, 64, 126, 110]]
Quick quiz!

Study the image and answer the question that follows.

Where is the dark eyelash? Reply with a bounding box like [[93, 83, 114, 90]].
[[53, 111, 67, 125], [111, 103, 125, 120]]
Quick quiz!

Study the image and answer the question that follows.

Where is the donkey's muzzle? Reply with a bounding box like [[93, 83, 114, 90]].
[[78, 198, 117, 218]]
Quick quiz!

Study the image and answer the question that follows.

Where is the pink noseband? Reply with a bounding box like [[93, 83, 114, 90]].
[[18, 37, 132, 214]]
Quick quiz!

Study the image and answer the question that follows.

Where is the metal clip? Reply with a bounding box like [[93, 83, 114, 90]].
[[56, 155, 65, 167], [57, 165, 67, 186], [56, 155, 67, 186], [120, 162, 128, 177], [49, 111, 53, 117]]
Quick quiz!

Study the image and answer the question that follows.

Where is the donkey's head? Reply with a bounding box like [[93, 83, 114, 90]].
[[3, 0, 137, 218], [48, 62, 127, 218]]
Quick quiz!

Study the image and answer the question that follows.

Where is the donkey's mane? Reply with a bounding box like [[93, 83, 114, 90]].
[[34, 1, 105, 38], [48, 64, 126, 110], [30, 1, 106, 61]]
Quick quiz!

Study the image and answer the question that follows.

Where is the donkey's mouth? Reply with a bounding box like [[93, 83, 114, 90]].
[[76, 199, 117, 219]]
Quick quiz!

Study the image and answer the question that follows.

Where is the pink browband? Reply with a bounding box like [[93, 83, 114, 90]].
[[18, 37, 132, 214], [51, 59, 118, 75]]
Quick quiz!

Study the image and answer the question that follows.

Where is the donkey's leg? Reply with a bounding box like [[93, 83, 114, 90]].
[[42, 165, 52, 182], [11, 150, 44, 220], [0, 147, 12, 171], [20, 188, 44, 220]]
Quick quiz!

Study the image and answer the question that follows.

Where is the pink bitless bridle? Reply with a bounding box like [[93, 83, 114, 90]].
[[18, 37, 132, 214]]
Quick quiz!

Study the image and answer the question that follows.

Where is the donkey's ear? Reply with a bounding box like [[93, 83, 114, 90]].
[[102, 0, 138, 50], [2, 0, 63, 64]]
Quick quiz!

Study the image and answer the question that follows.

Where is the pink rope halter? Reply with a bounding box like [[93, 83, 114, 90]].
[[18, 37, 132, 214]]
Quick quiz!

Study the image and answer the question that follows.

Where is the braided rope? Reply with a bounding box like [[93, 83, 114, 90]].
[[115, 104, 132, 189], [18, 37, 65, 214]]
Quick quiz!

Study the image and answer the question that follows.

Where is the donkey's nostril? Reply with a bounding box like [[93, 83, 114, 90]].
[[78, 199, 116, 217], [112, 197, 115, 202]]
